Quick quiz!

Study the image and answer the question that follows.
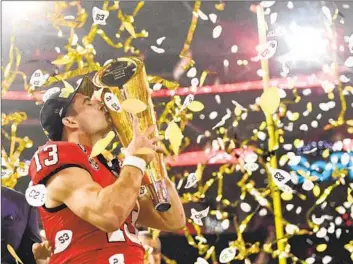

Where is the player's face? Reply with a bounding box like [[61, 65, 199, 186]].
[[71, 93, 111, 135]]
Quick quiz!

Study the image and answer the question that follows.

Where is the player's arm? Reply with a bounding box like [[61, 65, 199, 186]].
[[46, 165, 144, 233], [136, 177, 186, 232]]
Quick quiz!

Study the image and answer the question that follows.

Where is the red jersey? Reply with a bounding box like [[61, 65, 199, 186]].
[[29, 141, 144, 264]]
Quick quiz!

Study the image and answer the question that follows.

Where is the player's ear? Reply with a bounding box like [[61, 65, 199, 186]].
[[62, 116, 79, 129]]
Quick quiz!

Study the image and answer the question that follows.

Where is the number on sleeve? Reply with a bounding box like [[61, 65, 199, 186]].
[[107, 210, 141, 245], [34, 144, 59, 172]]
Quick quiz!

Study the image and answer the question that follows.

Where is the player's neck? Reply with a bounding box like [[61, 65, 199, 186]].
[[65, 131, 105, 147]]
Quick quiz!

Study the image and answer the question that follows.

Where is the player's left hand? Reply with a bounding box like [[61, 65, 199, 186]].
[[32, 241, 51, 264]]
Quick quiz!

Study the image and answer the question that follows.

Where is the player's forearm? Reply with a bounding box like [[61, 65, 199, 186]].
[[158, 177, 186, 230], [95, 166, 143, 228]]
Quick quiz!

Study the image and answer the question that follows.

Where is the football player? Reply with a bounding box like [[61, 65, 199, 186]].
[[29, 77, 186, 264]]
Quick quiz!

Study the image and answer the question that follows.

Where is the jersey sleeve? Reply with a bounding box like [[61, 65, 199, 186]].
[[29, 142, 91, 185]]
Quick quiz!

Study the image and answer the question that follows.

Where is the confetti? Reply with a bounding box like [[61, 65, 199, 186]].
[[121, 99, 147, 114], [253, 40, 278, 61], [190, 207, 210, 226], [25, 184, 47, 207], [150, 45, 165, 54], [92, 7, 109, 25], [90, 131, 115, 158], [260, 1, 276, 8], [212, 25, 222, 39], [185, 172, 198, 189], [209, 13, 217, 23], [104, 92, 122, 112], [187, 101, 205, 112], [270, 12, 278, 24], [156, 36, 166, 45], [260, 87, 280, 115], [194, 257, 208, 264], [344, 56, 353, 67], [219, 247, 236, 263], [54, 230, 73, 254], [166, 121, 183, 155], [7, 244, 24, 264]]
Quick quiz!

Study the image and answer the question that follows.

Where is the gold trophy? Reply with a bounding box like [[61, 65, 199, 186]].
[[92, 57, 171, 212]]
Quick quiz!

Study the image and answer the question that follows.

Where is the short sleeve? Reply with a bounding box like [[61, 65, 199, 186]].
[[29, 142, 91, 185]]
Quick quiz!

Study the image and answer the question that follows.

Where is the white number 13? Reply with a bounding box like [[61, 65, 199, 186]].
[[34, 145, 59, 172]]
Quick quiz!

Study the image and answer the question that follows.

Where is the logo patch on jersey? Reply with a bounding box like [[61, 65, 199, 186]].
[[109, 253, 125, 264], [88, 157, 99, 170], [77, 144, 87, 153]]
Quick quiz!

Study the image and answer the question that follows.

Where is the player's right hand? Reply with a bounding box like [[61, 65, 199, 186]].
[[125, 115, 163, 164]]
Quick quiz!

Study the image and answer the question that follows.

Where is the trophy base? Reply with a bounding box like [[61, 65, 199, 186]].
[[155, 202, 171, 212]]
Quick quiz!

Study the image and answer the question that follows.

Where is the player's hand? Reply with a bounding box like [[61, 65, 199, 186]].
[[32, 241, 51, 264], [125, 115, 162, 163]]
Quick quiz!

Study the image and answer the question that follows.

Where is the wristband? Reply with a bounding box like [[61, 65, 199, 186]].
[[122, 156, 147, 174]]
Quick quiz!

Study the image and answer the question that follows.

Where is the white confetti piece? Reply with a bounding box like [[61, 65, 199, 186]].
[[215, 95, 221, 104], [212, 25, 222, 39], [153, 83, 162, 91], [335, 228, 342, 239], [336, 206, 346, 214], [244, 153, 258, 164], [181, 94, 195, 111], [244, 162, 259, 172], [104, 92, 121, 112], [253, 40, 278, 61], [187, 67, 197, 78], [311, 120, 318, 128], [299, 124, 308, 131], [209, 111, 218, 120], [302, 180, 314, 191], [190, 207, 210, 226], [30, 69, 47, 87], [345, 56, 353, 67], [109, 254, 125, 264], [150, 45, 165, 54], [198, 9, 208, 20], [231, 45, 238, 53], [287, 1, 294, 9], [260, 1, 276, 8], [92, 7, 109, 25], [285, 224, 299, 235], [240, 202, 252, 213], [191, 77, 199, 87], [195, 257, 208, 264], [339, 75, 350, 83], [156, 36, 166, 45], [219, 247, 236, 263], [288, 155, 301, 166], [295, 206, 302, 214], [209, 13, 217, 23], [328, 222, 335, 233], [305, 257, 315, 264], [25, 184, 47, 207], [259, 208, 268, 216], [270, 12, 278, 24], [322, 6, 332, 23], [184, 172, 198, 189], [54, 230, 73, 254], [322, 256, 332, 264], [271, 168, 292, 186], [316, 227, 327, 238], [335, 216, 342, 225], [286, 204, 294, 211]]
